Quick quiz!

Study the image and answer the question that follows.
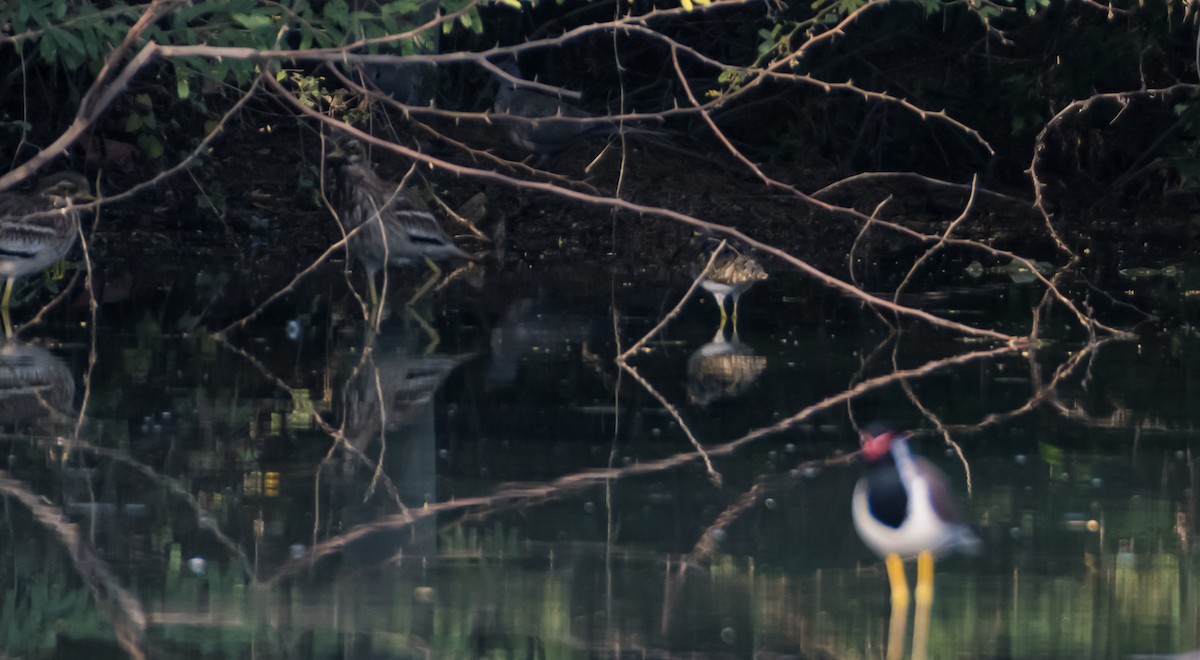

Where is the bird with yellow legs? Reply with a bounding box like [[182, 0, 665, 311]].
[[325, 136, 476, 336], [852, 422, 981, 660], [0, 172, 94, 338]]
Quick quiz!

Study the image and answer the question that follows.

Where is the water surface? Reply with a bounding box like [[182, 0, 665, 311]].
[[1, 248, 1196, 659]]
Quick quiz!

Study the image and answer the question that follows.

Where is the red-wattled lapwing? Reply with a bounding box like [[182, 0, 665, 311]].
[[852, 422, 981, 609]]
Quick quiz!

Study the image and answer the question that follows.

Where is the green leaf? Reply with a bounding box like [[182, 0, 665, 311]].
[[138, 134, 164, 159], [125, 114, 143, 133], [231, 12, 273, 30], [177, 74, 190, 99], [49, 27, 86, 58], [38, 33, 56, 62]]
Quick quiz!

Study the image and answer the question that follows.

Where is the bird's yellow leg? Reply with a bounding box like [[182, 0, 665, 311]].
[[910, 551, 935, 660], [366, 276, 382, 327], [408, 257, 442, 306], [367, 275, 379, 310], [406, 305, 441, 354], [731, 294, 740, 329], [885, 553, 910, 660], [886, 553, 910, 609], [914, 549, 934, 607], [2, 279, 14, 340]]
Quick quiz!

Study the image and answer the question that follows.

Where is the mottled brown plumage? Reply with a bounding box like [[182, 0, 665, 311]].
[[691, 242, 768, 327], [0, 172, 93, 336], [326, 138, 473, 306]]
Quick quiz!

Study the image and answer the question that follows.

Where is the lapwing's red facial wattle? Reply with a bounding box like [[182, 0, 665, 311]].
[[860, 431, 894, 461]]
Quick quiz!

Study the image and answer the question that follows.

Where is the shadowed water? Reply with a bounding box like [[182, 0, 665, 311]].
[[0, 251, 1196, 659]]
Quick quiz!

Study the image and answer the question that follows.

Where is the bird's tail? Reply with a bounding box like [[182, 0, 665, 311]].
[[951, 527, 984, 556]]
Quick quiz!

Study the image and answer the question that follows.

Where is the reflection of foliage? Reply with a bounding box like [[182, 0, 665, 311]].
[[0, 543, 96, 654], [440, 521, 521, 557]]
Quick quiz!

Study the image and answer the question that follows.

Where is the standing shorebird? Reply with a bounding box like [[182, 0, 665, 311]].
[[692, 243, 767, 331], [0, 172, 94, 337], [325, 137, 474, 310], [852, 422, 981, 659]]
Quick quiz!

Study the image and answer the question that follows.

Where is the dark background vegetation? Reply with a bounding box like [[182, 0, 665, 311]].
[[2, 0, 1199, 291]]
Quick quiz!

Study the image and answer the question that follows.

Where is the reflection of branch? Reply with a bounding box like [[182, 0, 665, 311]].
[[33, 437, 254, 577], [0, 470, 147, 660], [940, 337, 1118, 434], [264, 343, 1016, 584], [215, 337, 406, 511], [894, 176, 978, 303], [619, 362, 722, 487], [617, 240, 724, 361]]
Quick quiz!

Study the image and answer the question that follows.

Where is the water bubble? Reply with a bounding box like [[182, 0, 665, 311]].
[[1014, 454, 1028, 465], [622, 456, 633, 466], [711, 528, 726, 544], [767, 451, 778, 461], [438, 449, 449, 459], [650, 427, 662, 438], [160, 411, 172, 422], [583, 501, 596, 514], [285, 320, 302, 341], [720, 627, 736, 644], [764, 498, 778, 510], [802, 466, 820, 479], [1009, 527, 1023, 540], [152, 424, 163, 435], [187, 557, 207, 576], [784, 443, 796, 453], [289, 544, 306, 559], [1091, 477, 1103, 489]]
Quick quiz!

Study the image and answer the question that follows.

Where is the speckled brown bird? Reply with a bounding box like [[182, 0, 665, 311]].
[[326, 138, 473, 307], [0, 172, 93, 336]]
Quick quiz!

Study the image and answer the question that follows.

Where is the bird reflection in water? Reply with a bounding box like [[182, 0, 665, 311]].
[[686, 324, 766, 406], [326, 320, 475, 562], [687, 240, 767, 405], [0, 339, 75, 432], [487, 296, 595, 388]]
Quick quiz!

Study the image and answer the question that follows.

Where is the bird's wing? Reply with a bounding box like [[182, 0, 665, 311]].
[[389, 209, 455, 247], [913, 456, 968, 525], [0, 215, 65, 258]]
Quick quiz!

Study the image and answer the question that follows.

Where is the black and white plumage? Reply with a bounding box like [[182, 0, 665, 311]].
[[0, 171, 93, 336], [490, 57, 663, 161], [326, 138, 473, 305], [852, 423, 982, 561]]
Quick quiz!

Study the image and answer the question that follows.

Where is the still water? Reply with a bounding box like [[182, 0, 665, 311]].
[[0, 248, 1196, 659]]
